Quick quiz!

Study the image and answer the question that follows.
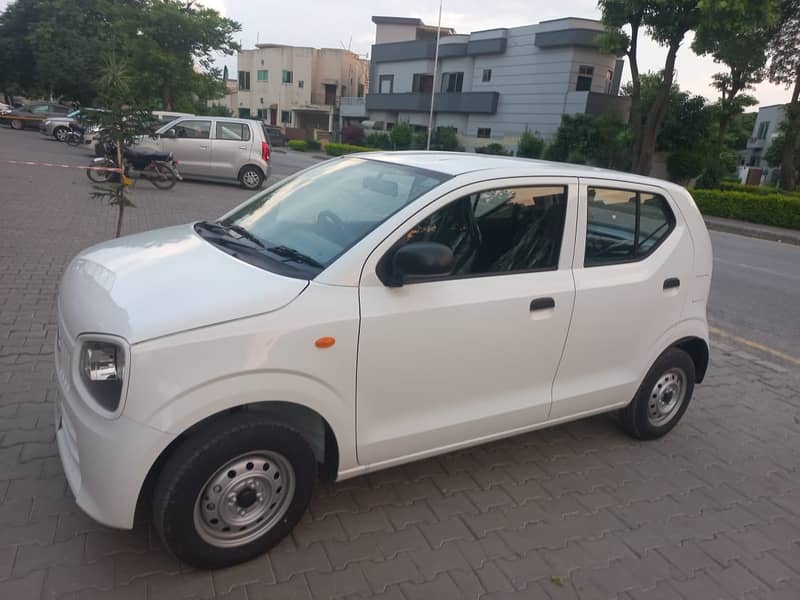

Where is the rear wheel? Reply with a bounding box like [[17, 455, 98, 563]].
[[86, 158, 115, 183], [10, 119, 23, 130], [152, 414, 316, 569], [620, 347, 695, 440], [54, 126, 68, 142], [65, 132, 82, 147], [239, 166, 264, 190], [145, 162, 177, 190]]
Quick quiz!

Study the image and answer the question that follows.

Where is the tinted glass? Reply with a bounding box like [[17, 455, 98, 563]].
[[585, 188, 636, 265], [222, 158, 448, 270], [216, 122, 250, 141], [173, 120, 211, 139], [403, 186, 567, 277], [638, 193, 675, 255], [30, 104, 49, 113]]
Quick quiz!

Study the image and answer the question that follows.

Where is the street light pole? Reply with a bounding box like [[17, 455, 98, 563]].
[[426, 0, 443, 151]]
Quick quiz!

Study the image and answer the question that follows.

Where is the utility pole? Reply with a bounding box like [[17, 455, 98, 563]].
[[426, 0, 443, 151]]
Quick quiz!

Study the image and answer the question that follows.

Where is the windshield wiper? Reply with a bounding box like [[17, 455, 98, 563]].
[[197, 221, 266, 249], [267, 245, 324, 269]]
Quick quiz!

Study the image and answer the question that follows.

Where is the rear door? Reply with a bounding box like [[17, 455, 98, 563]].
[[159, 119, 212, 176], [550, 179, 693, 420], [210, 120, 252, 178]]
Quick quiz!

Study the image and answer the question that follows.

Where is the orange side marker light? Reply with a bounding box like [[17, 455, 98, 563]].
[[315, 337, 336, 349]]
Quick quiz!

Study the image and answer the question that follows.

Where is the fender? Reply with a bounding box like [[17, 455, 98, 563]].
[[642, 318, 709, 381]]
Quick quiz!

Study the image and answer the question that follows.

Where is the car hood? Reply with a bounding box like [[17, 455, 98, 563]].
[[58, 224, 309, 344]]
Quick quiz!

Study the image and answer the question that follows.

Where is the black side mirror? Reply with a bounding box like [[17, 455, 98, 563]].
[[390, 242, 454, 286]]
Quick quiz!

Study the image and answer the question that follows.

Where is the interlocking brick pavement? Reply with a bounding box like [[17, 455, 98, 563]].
[[1, 127, 799, 599]]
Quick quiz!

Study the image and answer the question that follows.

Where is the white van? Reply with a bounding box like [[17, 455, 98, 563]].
[[55, 153, 712, 568]]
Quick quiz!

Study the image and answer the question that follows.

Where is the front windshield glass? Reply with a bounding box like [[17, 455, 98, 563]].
[[219, 157, 449, 273]]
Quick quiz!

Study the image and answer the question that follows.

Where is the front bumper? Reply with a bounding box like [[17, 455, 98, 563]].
[[55, 325, 174, 529]]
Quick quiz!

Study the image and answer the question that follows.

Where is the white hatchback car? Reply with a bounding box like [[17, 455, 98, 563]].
[[55, 153, 712, 568]]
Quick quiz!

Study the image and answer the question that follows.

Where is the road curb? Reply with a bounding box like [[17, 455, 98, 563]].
[[704, 218, 800, 247]]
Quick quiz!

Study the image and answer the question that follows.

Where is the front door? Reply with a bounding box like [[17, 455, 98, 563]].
[[270, 108, 277, 126], [356, 179, 578, 465], [551, 180, 692, 419], [159, 119, 212, 176], [211, 120, 253, 178]]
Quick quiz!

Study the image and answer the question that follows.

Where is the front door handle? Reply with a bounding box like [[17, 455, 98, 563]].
[[663, 277, 680, 290], [530, 297, 556, 312], [199, 145, 209, 150]]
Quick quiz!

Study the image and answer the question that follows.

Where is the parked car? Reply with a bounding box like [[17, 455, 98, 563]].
[[54, 153, 712, 569], [40, 108, 105, 142], [263, 125, 287, 146], [0, 102, 72, 129], [137, 116, 271, 189], [0, 102, 11, 114]]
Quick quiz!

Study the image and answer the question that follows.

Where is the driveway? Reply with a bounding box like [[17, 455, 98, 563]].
[[1, 126, 799, 600]]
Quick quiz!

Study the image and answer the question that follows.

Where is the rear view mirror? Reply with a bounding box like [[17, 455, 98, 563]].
[[391, 242, 453, 286]]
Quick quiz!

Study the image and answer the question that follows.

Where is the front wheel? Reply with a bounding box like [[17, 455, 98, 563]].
[[65, 133, 82, 147], [54, 126, 68, 142], [152, 414, 316, 569], [620, 347, 695, 440], [239, 166, 264, 190], [144, 162, 177, 190], [10, 119, 23, 130], [86, 159, 115, 183]]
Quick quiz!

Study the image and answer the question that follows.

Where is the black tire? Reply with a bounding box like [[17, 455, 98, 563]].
[[86, 159, 115, 183], [10, 119, 23, 130], [239, 165, 264, 190], [54, 126, 68, 142], [145, 162, 177, 190], [65, 133, 82, 147], [152, 413, 316, 569], [620, 347, 695, 440]]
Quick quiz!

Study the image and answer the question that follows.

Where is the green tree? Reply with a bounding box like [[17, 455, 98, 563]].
[[543, 113, 631, 169], [768, 0, 800, 190], [390, 122, 412, 149], [516, 129, 544, 159]]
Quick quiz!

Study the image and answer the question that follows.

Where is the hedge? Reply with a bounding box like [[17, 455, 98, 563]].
[[288, 140, 308, 151], [324, 143, 377, 157], [691, 189, 800, 230], [717, 181, 800, 199]]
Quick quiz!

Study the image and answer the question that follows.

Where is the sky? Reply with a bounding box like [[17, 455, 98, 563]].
[[1, 0, 792, 107]]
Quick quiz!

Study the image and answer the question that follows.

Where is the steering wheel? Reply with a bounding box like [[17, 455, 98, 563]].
[[317, 210, 346, 242]]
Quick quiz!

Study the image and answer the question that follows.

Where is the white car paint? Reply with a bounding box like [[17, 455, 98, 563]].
[[55, 153, 711, 529]]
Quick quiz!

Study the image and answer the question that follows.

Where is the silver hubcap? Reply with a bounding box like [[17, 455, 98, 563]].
[[243, 170, 260, 188], [647, 368, 687, 427], [193, 451, 295, 548], [56, 129, 67, 141]]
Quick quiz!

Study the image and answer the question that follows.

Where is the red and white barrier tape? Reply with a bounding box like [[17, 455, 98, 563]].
[[0, 159, 123, 173]]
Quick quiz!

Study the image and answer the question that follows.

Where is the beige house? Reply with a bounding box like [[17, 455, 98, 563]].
[[208, 78, 239, 115], [234, 44, 369, 132]]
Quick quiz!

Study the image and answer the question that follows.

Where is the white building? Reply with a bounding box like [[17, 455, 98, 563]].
[[740, 104, 786, 185], [360, 16, 629, 150]]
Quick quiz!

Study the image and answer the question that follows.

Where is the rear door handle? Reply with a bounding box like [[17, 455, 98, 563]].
[[530, 297, 555, 312], [199, 145, 209, 150], [663, 277, 680, 290]]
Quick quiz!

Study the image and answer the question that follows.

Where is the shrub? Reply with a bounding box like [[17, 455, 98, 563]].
[[691, 189, 800, 230], [341, 125, 364, 145], [516, 129, 544, 159], [288, 140, 307, 151], [475, 143, 509, 155], [364, 132, 392, 149], [390, 122, 412, 149], [716, 181, 800, 198], [431, 126, 460, 151], [305, 139, 321, 151], [324, 143, 378, 157]]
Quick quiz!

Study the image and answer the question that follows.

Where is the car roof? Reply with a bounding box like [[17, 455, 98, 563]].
[[360, 151, 686, 194]]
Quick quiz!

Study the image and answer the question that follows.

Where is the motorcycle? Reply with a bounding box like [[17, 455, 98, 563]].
[[64, 122, 85, 147], [87, 142, 181, 190]]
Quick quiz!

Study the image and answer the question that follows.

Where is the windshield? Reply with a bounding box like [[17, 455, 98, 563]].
[[218, 157, 449, 276]]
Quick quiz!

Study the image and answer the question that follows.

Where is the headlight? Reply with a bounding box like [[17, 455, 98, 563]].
[[80, 341, 124, 412], [43, 119, 51, 126]]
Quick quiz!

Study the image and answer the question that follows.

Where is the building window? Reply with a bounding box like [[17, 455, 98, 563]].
[[757, 121, 770, 139], [282, 70, 293, 84], [576, 65, 594, 91], [238, 108, 251, 118], [441, 72, 464, 92], [298, 80, 304, 88], [482, 69, 492, 82], [358, 83, 365, 97], [256, 108, 268, 118], [606, 69, 614, 93], [281, 110, 292, 124], [379, 74, 394, 94], [257, 70, 269, 82], [477, 127, 491, 138], [412, 73, 434, 93], [238, 71, 251, 91]]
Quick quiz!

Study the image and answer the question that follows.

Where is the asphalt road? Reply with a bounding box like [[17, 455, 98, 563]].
[[2, 124, 798, 365]]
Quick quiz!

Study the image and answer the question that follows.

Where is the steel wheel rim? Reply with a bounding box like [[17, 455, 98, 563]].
[[243, 170, 260, 188], [193, 451, 295, 548], [647, 368, 687, 427]]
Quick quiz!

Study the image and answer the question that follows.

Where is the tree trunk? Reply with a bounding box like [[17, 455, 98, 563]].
[[635, 43, 680, 175], [779, 75, 800, 191], [627, 20, 643, 171], [115, 141, 125, 238], [162, 79, 174, 111], [116, 203, 125, 238], [717, 113, 731, 148]]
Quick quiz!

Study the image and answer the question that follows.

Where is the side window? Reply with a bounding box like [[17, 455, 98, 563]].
[[215, 122, 250, 141], [31, 104, 49, 114], [173, 120, 211, 139], [401, 185, 568, 278], [584, 187, 674, 266]]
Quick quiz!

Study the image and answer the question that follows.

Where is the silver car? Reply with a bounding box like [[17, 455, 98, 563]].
[[41, 108, 104, 142], [142, 117, 272, 189]]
